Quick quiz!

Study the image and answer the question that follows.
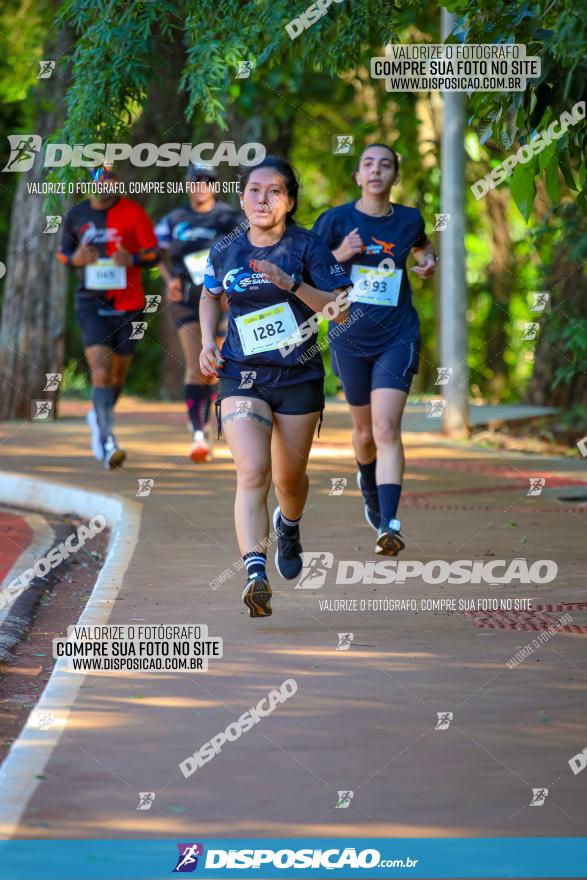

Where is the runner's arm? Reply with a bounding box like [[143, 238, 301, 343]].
[[154, 214, 183, 297], [412, 238, 436, 260], [411, 238, 438, 278], [131, 247, 160, 268], [56, 211, 97, 267], [200, 289, 222, 346], [157, 252, 174, 286], [199, 289, 223, 377], [410, 213, 437, 278], [132, 205, 160, 268], [313, 212, 362, 263], [289, 280, 350, 325], [249, 259, 350, 325], [332, 228, 363, 263]]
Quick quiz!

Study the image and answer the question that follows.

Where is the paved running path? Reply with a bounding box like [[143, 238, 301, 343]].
[[0, 397, 586, 839]]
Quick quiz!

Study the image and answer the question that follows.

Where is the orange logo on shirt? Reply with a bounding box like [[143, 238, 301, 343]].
[[371, 237, 395, 255]]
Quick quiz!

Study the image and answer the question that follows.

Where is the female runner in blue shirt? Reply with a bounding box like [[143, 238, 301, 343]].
[[313, 144, 437, 557], [200, 157, 351, 618]]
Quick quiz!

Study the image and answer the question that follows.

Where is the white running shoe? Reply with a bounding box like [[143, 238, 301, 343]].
[[103, 434, 126, 470], [86, 408, 103, 461]]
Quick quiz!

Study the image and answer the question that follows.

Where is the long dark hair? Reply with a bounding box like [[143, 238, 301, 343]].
[[238, 157, 300, 224]]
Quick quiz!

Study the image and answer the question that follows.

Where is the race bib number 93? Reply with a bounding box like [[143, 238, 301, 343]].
[[349, 263, 402, 307]]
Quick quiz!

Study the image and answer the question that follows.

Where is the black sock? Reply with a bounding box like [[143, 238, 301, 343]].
[[112, 385, 123, 406], [92, 387, 114, 443], [185, 384, 212, 432], [378, 484, 402, 527], [357, 458, 377, 492], [243, 552, 267, 579], [279, 511, 301, 536]]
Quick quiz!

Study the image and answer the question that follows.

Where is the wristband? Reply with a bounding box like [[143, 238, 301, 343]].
[[132, 252, 140, 267], [289, 272, 302, 293]]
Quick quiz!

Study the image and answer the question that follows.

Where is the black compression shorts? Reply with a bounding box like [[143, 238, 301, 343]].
[[217, 376, 325, 415], [75, 296, 145, 355]]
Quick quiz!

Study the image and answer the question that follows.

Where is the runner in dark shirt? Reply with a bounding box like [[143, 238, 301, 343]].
[[200, 157, 351, 618], [313, 144, 438, 556], [156, 163, 241, 462]]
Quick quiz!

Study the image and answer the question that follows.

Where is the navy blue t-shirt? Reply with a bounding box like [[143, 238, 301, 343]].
[[312, 201, 428, 356], [155, 202, 241, 298], [203, 224, 351, 386]]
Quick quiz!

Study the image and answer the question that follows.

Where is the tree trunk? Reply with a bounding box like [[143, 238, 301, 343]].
[[0, 18, 70, 420], [130, 35, 192, 400], [524, 239, 587, 407], [484, 186, 512, 402]]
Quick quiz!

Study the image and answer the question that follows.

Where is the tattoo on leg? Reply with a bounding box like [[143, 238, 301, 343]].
[[222, 410, 273, 432]]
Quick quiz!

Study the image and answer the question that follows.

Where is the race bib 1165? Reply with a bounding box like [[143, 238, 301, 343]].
[[85, 259, 127, 290]]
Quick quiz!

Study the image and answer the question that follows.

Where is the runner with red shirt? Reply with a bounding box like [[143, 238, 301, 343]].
[[57, 166, 159, 468]]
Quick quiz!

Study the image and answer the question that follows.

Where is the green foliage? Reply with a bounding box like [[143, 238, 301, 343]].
[[454, 0, 586, 220], [0, 0, 54, 305], [317, 318, 339, 397], [551, 317, 587, 387], [510, 158, 537, 220], [2, 0, 585, 409], [0, 0, 51, 105], [60, 358, 90, 395]]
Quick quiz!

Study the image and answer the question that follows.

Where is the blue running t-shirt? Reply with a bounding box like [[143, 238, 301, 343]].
[[204, 224, 351, 386], [312, 201, 428, 356]]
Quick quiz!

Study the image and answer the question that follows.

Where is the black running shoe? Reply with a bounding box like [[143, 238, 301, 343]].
[[375, 518, 405, 557], [356, 471, 380, 531], [273, 506, 303, 580], [241, 575, 272, 618]]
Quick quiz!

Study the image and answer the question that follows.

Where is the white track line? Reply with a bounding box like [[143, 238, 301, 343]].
[[0, 472, 142, 839]]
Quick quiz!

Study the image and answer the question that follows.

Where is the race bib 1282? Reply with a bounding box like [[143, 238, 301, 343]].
[[235, 302, 302, 356]]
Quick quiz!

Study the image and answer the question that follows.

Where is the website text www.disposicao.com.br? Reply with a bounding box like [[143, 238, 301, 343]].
[[198, 847, 418, 870]]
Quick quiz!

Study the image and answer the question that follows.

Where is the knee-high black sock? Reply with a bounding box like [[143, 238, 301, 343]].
[[185, 384, 212, 432], [378, 484, 402, 527], [357, 458, 377, 492]]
